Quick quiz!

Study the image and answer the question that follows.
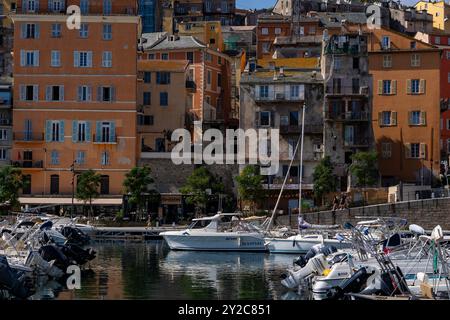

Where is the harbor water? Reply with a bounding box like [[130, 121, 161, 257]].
[[50, 240, 307, 300]]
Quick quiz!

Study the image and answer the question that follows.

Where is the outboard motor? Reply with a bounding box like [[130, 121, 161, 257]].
[[293, 244, 338, 268], [281, 254, 329, 289], [326, 267, 374, 300], [60, 244, 96, 266], [39, 244, 72, 271], [60, 226, 90, 246], [0, 256, 34, 299]]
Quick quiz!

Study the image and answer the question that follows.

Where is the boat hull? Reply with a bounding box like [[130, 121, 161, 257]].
[[161, 232, 267, 252], [265, 236, 352, 254]]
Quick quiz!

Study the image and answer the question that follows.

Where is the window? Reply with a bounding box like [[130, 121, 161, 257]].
[[161, 53, 169, 60], [409, 143, 421, 158], [218, 56, 222, 65], [143, 92, 151, 105], [50, 150, 60, 165], [102, 24, 112, 40], [383, 80, 391, 94], [380, 111, 397, 126], [76, 150, 86, 165], [353, 57, 359, 69], [22, 175, 31, 194], [262, 42, 270, 53], [46, 120, 64, 142], [50, 175, 59, 194], [51, 23, 61, 37], [334, 56, 341, 70], [217, 73, 222, 87], [101, 151, 110, 165], [410, 79, 421, 94], [20, 50, 39, 67], [383, 55, 392, 68], [260, 111, 271, 126], [100, 175, 109, 195], [79, 24, 89, 38], [411, 54, 420, 67], [49, 0, 63, 12], [148, 53, 155, 60], [410, 41, 416, 49], [409, 111, 426, 126], [261, 28, 269, 35], [46, 85, 64, 101], [448, 72, 450, 84], [435, 36, 441, 45], [22, 23, 38, 39], [0, 148, 7, 161], [80, 0, 89, 14], [102, 51, 112, 67], [78, 85, 92, 101], [186, 52, 194, 63], [205, 53, 212, 62], [289, 111, 299, 126], [259, 85, 269, 98], [0, 129, 7, 140], [381, 36, 390, 49], [103, 0, 112, 15], [51, 50, 60, 67], [290, 85, 300, 98], [144, 72, 151, 83], [381, 142, 392, 159], [138, 115, 154, 125], [97, 121, 115, 143], [20, 85, 38, 101], [25, 0, 37, 12], [156, 72, 170, 84], [76, 121, 88, 142], [309, 26, 316, 35], [275, 27, 281, 35], [352, 78, 360, 94], [74, 51, 92, 67], [99, 86, 114, 102], [160, 92, 168, 106]]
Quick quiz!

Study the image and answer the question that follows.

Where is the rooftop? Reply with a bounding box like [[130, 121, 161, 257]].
[[258, 57, 320, 69], [241, 70, 323, 84], [141, 33, 206, 51]]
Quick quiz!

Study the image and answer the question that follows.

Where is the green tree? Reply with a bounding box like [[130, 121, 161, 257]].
[[0, 166, 26, 213], [180, 166, 224, 216], [123, 166, 159, 221], [235, 165, 264, 213], [76, 170, 101, 218], [349, 151, 379, 188], [312, 156, 337, 205]]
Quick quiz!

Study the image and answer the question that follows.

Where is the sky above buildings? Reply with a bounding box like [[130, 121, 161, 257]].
[[236, 0, 419, 10]]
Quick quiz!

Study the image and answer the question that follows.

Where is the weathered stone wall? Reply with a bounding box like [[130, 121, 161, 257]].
[[276, 197, 450, 229]]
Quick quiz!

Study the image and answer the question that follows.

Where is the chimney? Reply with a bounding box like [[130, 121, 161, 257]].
[[279, 67, 285, 77]]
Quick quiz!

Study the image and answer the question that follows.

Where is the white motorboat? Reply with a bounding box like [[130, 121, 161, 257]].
[[160, 213, 266, 252], [265, 233, 352, 254]]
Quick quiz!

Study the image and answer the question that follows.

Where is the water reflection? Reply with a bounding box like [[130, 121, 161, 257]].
[[53, 241, 304, 300]]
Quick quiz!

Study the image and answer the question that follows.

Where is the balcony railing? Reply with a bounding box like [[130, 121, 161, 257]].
[[0, 118, 11, 125], [344, 137, 370, 147], [255, 94, 304, 102], [279, 124, 323, 134], [93, 135, 117, 144], [186, 80, 196, 91], [13, 132, 44, 142], [325, 111, 369, 121], [11, 160, 43, 168], [263, 176, 314, 189], [325, 86, 369, 95]]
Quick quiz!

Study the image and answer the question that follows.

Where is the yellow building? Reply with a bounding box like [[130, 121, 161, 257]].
[[415, 1, 450, 32], [177, 21, 224, 51]]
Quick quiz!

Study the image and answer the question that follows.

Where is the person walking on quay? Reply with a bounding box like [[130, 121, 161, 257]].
[[332, 195, 339, 212], [339, 193, 347, 210]]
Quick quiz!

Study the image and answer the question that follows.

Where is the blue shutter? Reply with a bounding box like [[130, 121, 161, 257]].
[[21, 23, 26, 38], [72, 120, 78, 143], [45, 120, 52, 142], [59, 120, 64, 142], [60, 85, 64, 101], [95, 121, 101, 142], [109, 122, 115, 142], [35, 24, 40, 38], [74, 51, 79, 67], [20, 50, 25, 66], [86, 121, 91, 141], [87, 51, 93, 67]]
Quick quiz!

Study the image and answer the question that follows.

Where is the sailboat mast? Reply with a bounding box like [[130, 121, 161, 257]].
[[298, 102, 306, 226]]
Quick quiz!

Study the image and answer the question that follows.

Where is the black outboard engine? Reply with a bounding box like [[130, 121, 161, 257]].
[[326, 267, 373, 300], [294, 244, 338, 268], [0, 256, 34, 299], [60, 226, 90, 246], [39, 244, 73, 271], [60, 244, 96, 266]]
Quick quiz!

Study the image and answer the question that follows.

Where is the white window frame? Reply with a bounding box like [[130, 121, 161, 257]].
[[0, 148, 7, 160], [102, 51, 112, 68], [260, 111, 271, 127], [51, 50, 61, 67], [383, 55, 392, 68], [261, 28, 269, 35], [411, 53, 420, 67], [0, 129, 7, 140]]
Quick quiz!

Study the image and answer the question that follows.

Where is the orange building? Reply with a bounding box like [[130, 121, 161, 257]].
[[140, 33, 234, 132], [12, 0, 139, 197], [367, 27, 441, 186], [256, 14, 292, 59]]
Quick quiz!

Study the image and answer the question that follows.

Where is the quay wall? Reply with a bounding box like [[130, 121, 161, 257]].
[[276, 197, 450, 229]]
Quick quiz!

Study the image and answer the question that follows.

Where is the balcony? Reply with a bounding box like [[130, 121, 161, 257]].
[[11, 160, 43, 169], [279, 124, 323, 134], [93, 135, 117, 144], [13, 132, 44, 142], [325, 86, 369, 96], [263, 176, 314, 190], [325, 111, 369, 122], [186, 80, 196, 92], [255, 93, 304, 102], [344, 137, 370, 148]]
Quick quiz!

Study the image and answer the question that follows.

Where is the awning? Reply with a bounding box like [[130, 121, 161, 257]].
[[19, 197, 123, 206]]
